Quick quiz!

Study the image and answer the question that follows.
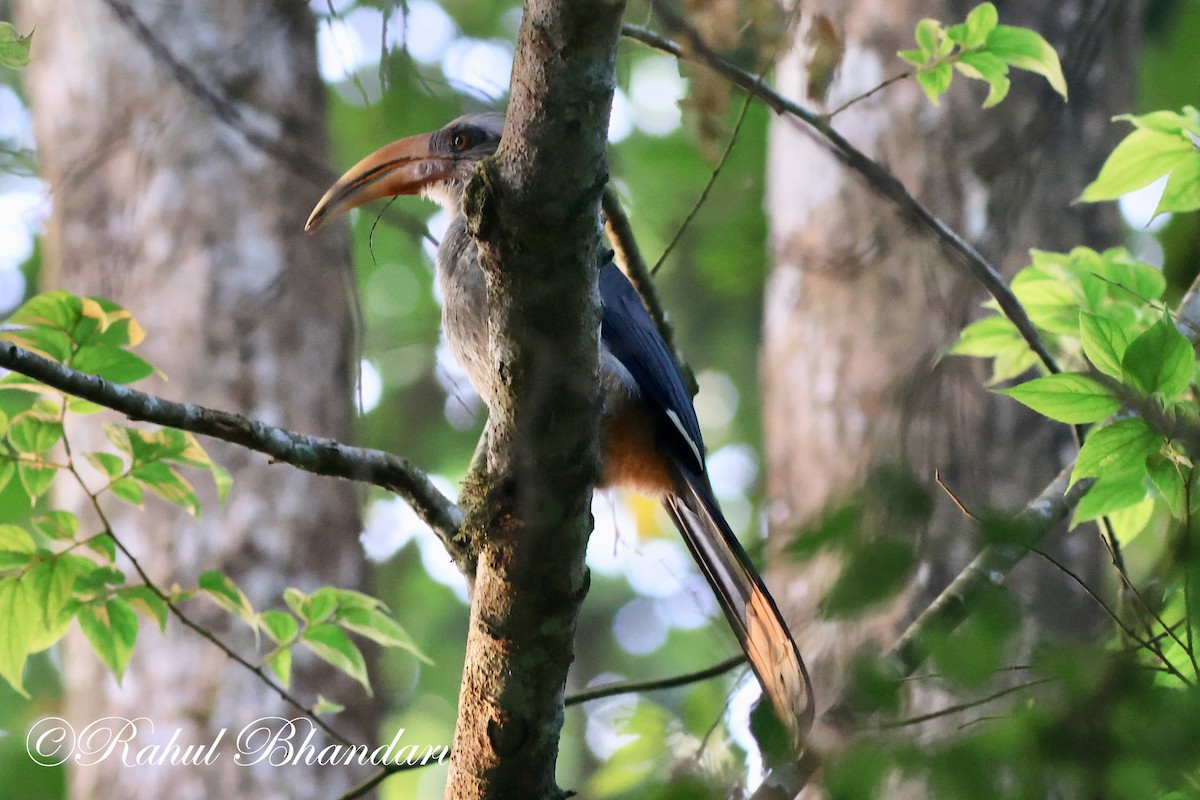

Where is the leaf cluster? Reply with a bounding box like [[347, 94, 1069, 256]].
[[0, 291, 422, 709], [899, 3, 1068, 108]]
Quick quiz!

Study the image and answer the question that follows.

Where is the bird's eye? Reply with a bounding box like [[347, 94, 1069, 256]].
[[451, 131, 471, 151]]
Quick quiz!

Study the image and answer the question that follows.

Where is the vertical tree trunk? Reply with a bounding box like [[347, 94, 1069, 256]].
[[763, 0, 1142, 733], [19, 1, 376, 797]]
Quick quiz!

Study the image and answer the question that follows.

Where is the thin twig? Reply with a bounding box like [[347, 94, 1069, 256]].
[[0, 342, 467, 570], [880, 678, 1053, 729], [934, 468, 980, 521], [1031, 548, 1193, 686], [651, 90, 754, 276], [564, 655, 746, 706], [825, 70, 913, 120]]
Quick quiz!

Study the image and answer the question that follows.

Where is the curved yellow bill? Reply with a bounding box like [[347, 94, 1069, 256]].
[[305, 132, 448, 233]]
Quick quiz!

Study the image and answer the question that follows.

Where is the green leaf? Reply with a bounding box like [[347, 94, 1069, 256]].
[[284, 587, 306, 618], [985, 24, 1067, 99], [8, 414, 62, 455], [18, 463, 57, 501], [1080, 311, 1135, 380], [1091, 251, 1167, 302], [997, 373, 1120, 423], [70, 345, 154, 385], [914, 18, 941, 57], [0, 21, 33, 69], [960, 3, 998, 49], [119, 585, 168, 631], [266, 646, 292, 688], [1146, 455, 1186, 518], [110, 477, 144, 507], [130, 462, 200, 516], [1, 327, 73, 363], [85, 533, 117, 563], [988, 345, 1041, 386], [8, 291, 81, 332], [303, 588, 338, 624], [301, 623, 371, 694], [198, 571, 256, 626], [76, 599, 139, 682], [955, 50, 1010, 108], [338, 607, 430, 662], [916, 62, 954, 105], [312, 695, 344, 716], [1081, 128, 1194, 202], [32, 511, 80, 542], [898, 48, 926, 67], [948, 314, 1022, 358], [1155, 153, 1200, 216], [27, 557, 78, 631], [1072, 470, 1151, 527], [260, 609, 299, 644], [0, 524, 35, 554], [1070, 418, 1160, 487], [0, 577, 35, 695], [85, 451, 127, 479], [1121, 316, 1193, 398]]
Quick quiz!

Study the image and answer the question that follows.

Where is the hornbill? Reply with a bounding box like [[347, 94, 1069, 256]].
[[306, 113, 814, 743]]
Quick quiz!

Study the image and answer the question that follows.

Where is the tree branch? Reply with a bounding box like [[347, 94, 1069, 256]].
[[564, 655, 746, 706], [0, 342, 466, 568], [445, 1, 626, 797]]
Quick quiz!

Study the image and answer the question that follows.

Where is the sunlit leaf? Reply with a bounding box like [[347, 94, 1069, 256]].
[[1146, 455, 1186, 517], [1072, 470, 1151, 527], [260, 609, 299, 644], [70, 345, 154, 385], [996, 373, 1119, 423], [27, 556, 78, 630], [985, 24, 1067, 99], [8, 413, 62, 455], [1080, 311, 1135, 380], [338, 607, 430, 662], [18, 463, 57, 502], [1071, 418, 1160, 487], [1155, 153, 1200, 216], [198, 571, 256, 626], [76, 598, 139, 682], [0, 577, 35, 695], [916, 62, 953, 105], [119, 585, 168, 631], [312, 695, 344, 715], [301, 623, 371, 694], [1121, 316, 1193, 398], [0, 21, 32, 69], [1081, 128, 1193, 202]]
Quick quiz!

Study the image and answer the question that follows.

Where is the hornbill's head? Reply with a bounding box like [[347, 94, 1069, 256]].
[[305, 113, 503, 232]]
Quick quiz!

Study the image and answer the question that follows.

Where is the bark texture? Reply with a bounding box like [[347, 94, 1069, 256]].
[[444, 1, 625, 797], [19, 0, 375, 797], [763, 0, 1142, 740]]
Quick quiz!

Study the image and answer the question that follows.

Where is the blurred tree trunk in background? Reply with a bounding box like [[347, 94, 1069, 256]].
[[19, 1, 376, 797], [763, 0, 1142, 737]]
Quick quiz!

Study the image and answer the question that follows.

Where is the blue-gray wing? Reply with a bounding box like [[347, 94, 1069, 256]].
[[598, 261, 705, 475]]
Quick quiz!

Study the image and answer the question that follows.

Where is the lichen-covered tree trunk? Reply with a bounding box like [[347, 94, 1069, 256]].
[[763, 0, 1142, 735], [19, 1, 375, 797]]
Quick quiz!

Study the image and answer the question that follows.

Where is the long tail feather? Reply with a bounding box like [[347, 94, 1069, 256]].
[[664, 471, 814, 744]]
